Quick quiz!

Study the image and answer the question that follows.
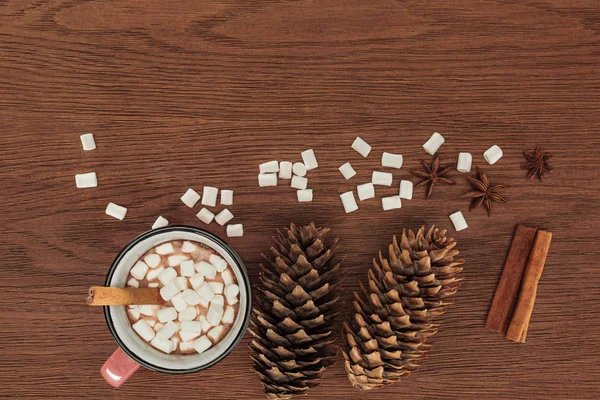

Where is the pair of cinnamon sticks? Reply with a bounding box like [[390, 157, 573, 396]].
[[485, 225, 552, 343]]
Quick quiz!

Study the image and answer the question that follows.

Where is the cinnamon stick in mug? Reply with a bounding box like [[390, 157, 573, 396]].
[[87, 286, 162, 306]]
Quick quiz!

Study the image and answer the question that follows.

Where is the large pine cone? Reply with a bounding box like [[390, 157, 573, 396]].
[[249, 223, 343, 399], [342, 226, 464, 390]]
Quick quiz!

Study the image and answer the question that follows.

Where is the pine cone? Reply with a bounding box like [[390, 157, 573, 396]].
[[342, 226, 464, 390], [249, 222, 343, 399]]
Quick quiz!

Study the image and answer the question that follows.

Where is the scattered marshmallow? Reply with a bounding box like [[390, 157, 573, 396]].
[[127, 278, 139, 288], [179, 307, 197, 322], [139, 305, 158, 317], [180, 331, 200, 342], [196, 282, 215, 306], [399, 180, 413, 200], [226, 224, 244, 238], [80, 133, 96, 151], [181, 289, 202, 306], [201, 186, 218, 207], [146, 266, 164, 281], [220, 190, 234, 205], [259, 161, 279, 174], [144, 254, 161, 268], [105, 203, 127, 220], [207, 325, 224, 342], [175, 277, 188, 291], [381, 152, 403, 169], [180, 260, 195, 277], [155, 242, 174, 255], [159, 280, 180, 301], [180, 341, 195, 352], [207, 303, 224, 326], [258, 173, 278, 187], [181, 241, 197, 253], [151, 216, 168, 229], [449, 211, 468, 231], [75, 172, 98, 188], [196, 261, 217, 278], [297, 189, 313, 202], [181, 188, 201, 208], [382, 195, 402, 211], [189, 274, 205, 289], [372, 171, 393, 186], [168, 255, 188, 267], [157, 267, 177, 285], [156, 307, 178, 323], [352, 137, 371, 157], [484, 145, 503, 165], [181, 320, 203, 335], [338, 162, 357, 180], [193, 336, 212, 354], [221, 270, 233, 286], [132, 320, 155, 341], [222, 306, 235, 324], [340, 191, 358, 213], [209, 282, 224, 295], [292, 162, 307, 177], [212, 295, 225, 307], [357, 183, 375, 201], [457, 152, 473, 173], [301, 149, 318, 170], [130, 261, 149, 280], [224, 284, 240, 303], [209, 255, 228, 272], [215, 209, 234, 226], [199, 316, 212, 332], [171, 293, 188, 312], [291, 176, 308, 190], [128, 307, 141, 321], [148, 282, 159, 288], [151, 337, 174, 354], [155, 321, 179, 340], [423, 132, 445, 155], [196, 208, 215, 224], [279, 162, 292, 179]]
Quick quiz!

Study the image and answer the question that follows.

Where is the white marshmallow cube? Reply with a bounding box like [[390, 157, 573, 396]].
[[168, 255, 188, 267], [340, 191, 358, 213], [382, 195, 402, 211], [457, 152, 473, 173], [181, 188, 200, 208], [224, 284, 240, 302], [301, 149, 318, 170], [80, 133, 96, 151], [146, 266, 164, 281], [199, 316, 212, 332], [209, 282, 224, 295], [170, 337, 180, 353], [382, 152, 403, 169], [357, 183, 375, 201], [130, 261, 149, 280], [196, 261, 217, 278], [144, 254, 161, 268], [132, 320, 155, 341], [215, 209, 234, 226], [372, 171, 393, 186], [150, 337, 174, 354], [222, 306, 235, 324], [196, 282, 215, 306], [196, 208, 215, 224], [148, 282, 159, 288], [156, 307, 178, 323], [155, 242, 174, 255], [209, 254, 228, 272], [180, 331, 200, 342], [128, 307, 141, 321], [181, 320, 203, 335], [157, 267, 177, 285], [227, 224, 244, 238], [193, 336, 212, 354], [279, 162, 292, 179], [180, 341, 195, 352], [258, 173, 278, 187], [151, 216, 169, 229], [155, 321, 179, 340], [291, 176, 308, 190], [338, 162, 356, 180], [221, 270, 233, 286], [139, 305, 158, 317], [170, 293, 188, 312], [201, 186, 218, 207], [212, 295, 225, 307], [106, 203, 127, 220], [153, 322, 164, 332], [292, 162, 307, 177], [145, 319, 156, 327], [179, 307, 197, 322], [127, 278, 139, 288], [352, 137, 372, 158], [180, 260, 195, 277], [189, 274, 205, 289], [181, 289, 202, 306], [75, 172, 98, 188], [175, 277, 188, 291], [207, 325, 224, 342], [159, 280, 180, 301], [259, 161, 279, 174], [207, 303, 224, 326], [399, 180, 413, 200], [182, 241, 197, 253], [423, 132, 445, 155], [220, 190, 234, 205], [297, 189, 313, 202], [449, 211, 468, 231], [484, 145, 503, 165]]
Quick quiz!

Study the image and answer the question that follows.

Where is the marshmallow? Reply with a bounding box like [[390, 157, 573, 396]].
[[159, 280, 180, 301], [181, 188, 201, 208], [220, 190, 234, 205], [224, 284, 240, 303], [151, 337, 174, 353], [291, 176, 308, 190], [170, 337, 180, 353], [222, 306, 235, 324], [423, 132, 445, 155], [156, 242, 174, 255], [156, 307, 178, 323], [221, 270, 233, 286], [75, 172, 98, 188], [180, 260, 195, 277], [168, 255, 188, 267], [193, 336, 212, 354], [181, 320, 203, 335], [170, 293, 188, 312], [196, 261, 217, 278], [180, 331, 200, 342], [132, 320, 155, 341], [179, 306, 197, 322], [155, 321, 179, 340], [226, 224, 244, 238], [207, 303, 224, 326], [128, 304, 138, 309], [258, 173, 277, 187], [201, 186, 218, 207], [382, 195, 402, 211], [175, 277, 188, 291], [105, 203, 127, 220], [139, 305, 158, 317], [199, 316, 212, 332], [148, 282, 159, 288], [259, 161, 279, 174], [340, 191, 358, 213], [297, 189, 313, 202], [180, 341, 195, 352], [209, 254, 228, 272], [181, 289, 202, 306], [146, 266, 164, 281], [80, 133, 96, 151], [357, 183, 375, 201], [207, 325, 224, 342], [128, 307, 141, 321], [182, 241, 197, 253], [189, 274, 205, 289], [153, 322, 164, 332], [399, 180, 413, 200], [352, 137, 372, 158], [215, 209, 234, 226], [196, 208, 215, 224], [457, 152, 472, 173], [145, 319, 156, 327], [157, 267, 178, 286], [449, 211, 468, 231], [130, 261, 149, 280], [212, 295, 225, 306], [209, 282, 224, 295], [484, 145, 503, 165], [301, 149, 318, 170], [372, 171, 393, 186], [144, 254, 161, 268], [127, 278, 139, 288], [279, 162, 292, 179], [196, 282, 215, 306], [292, 162, 307, 177], [152, 216, 168, 229], [338, 162, 356, 180], [382, 152, 403, 169]]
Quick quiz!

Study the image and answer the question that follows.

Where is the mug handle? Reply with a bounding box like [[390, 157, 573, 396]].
[[101, 347, 141, 387]]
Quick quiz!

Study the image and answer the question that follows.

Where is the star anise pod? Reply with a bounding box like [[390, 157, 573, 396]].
[[521, 146, 553, 181], [410, 154, 456, 199], [462, 167, 507, 217]]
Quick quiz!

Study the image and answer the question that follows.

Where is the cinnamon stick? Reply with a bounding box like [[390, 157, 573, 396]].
[[485, 225, 538, 333], [506, 230, 552, 343], [86, 286, 162, 306]]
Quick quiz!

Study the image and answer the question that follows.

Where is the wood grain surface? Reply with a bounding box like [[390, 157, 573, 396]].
[[1, 0, 599, 398]]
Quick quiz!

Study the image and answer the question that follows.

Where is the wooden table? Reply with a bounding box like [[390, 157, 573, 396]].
[[1, 1, 599, 399]]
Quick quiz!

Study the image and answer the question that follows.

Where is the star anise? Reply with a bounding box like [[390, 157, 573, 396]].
[[522, 146, 553, 181], [462, 167, 507, 217], [410, 154, 456, 199]]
